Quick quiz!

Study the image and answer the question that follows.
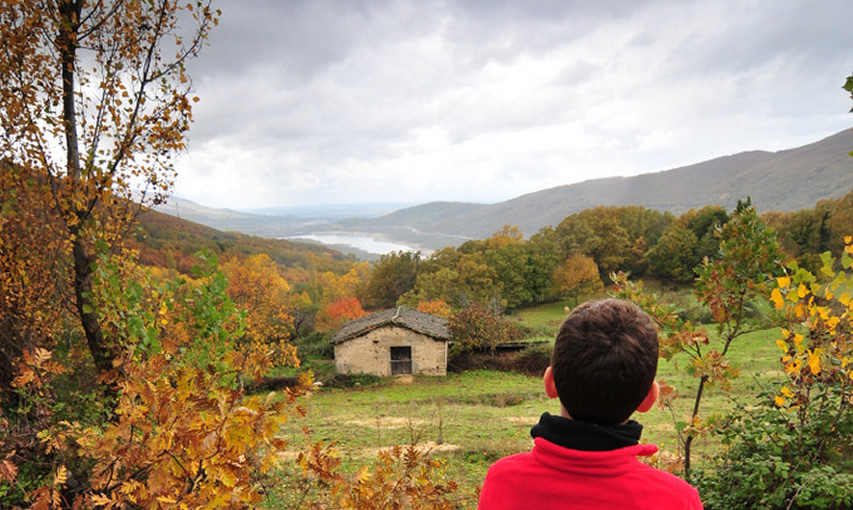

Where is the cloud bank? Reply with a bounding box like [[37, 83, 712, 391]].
[[174, 0, 853, 210]]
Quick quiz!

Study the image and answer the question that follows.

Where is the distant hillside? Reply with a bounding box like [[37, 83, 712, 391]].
[[154, 197, 407, 238], [154, 196, 306, 237], [131, 207, 355, 274], [336, 129, 853, 245]]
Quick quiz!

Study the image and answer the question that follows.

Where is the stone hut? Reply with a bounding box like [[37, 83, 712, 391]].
[[332, 306, 452, 376]]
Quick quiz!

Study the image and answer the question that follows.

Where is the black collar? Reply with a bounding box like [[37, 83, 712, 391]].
[[530, 412, 643, 451]]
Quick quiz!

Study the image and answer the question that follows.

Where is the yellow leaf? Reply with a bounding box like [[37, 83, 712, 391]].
[[845, 235, 852, 244], [840, 292, 851, 306], [808, 350, 822, 375], [776, 339, 788, 352], [53, 465, 67, 486], [797, 283, 808, 299], [794, 334, 805, 354], [770, 288, 784, 310], [774, 395, 785, 406], [91, 494, 112, 507], [34, 347, 52, 366], [776, 276, 791, 289], [794, 303, 805, 318], [781, 386, 794, 397], [220, 468, 237, 488], [11, 367, 35, 388], [785, 358, 802, 374]]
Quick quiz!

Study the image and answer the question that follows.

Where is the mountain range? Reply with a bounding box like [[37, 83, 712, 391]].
[[160, 129, 853, 251]]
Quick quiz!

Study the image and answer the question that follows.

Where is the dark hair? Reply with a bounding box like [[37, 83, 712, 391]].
[[551, 299, 658, 425]]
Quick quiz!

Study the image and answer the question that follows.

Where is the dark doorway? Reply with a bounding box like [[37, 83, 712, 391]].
[[390, 346, 412, 375]]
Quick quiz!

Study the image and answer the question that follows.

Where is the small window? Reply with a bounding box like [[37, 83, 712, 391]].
[[390, 346, 412, 375]]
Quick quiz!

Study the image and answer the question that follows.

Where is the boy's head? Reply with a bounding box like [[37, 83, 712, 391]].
[[546, 299, 659, 425]]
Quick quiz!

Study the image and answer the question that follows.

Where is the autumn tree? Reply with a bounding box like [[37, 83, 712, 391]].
[[613, 206, 673, 276], [0, 0, 218, 375], [525, 226, 562, 301], [222, 254, 298, 365], [827, 188, 853, 254], [416, 299, 452, 319], [448, 303, 526, 355], [554, 207, 631, 279], [773, 203, 832, 272], [479, 226, 537, 309], [552, 253, 603, 305], [314, 296, 367, 332]]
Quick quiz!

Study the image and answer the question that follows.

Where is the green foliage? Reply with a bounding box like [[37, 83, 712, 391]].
[[695, 235, 853, 508], [555, 207, 631, 278], [696, 394, 853, 509], [647, 223, 699, 282], [362, 251, 420, 309], [401, 250, 502, 310], [685, 206, 729, 262], [695, 198, 783, 335], [294, 330, 335, 360]]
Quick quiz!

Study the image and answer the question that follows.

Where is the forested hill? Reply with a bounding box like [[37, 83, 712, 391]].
[[338, 129, 853, 243], [130, 207, 355, 274]]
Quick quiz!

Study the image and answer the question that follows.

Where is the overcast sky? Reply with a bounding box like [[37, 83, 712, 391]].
[[173, 0, 853, 211]]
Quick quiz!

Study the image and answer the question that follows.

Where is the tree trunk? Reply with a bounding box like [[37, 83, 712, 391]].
[[683, 374, 708, 482], [60, 0, 115, 375], [72, 237, 114, 374]]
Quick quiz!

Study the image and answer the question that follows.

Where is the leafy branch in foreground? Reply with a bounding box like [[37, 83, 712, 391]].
[[696, 240, 853, 509]]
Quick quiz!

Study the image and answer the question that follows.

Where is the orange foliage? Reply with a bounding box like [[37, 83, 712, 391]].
[[0, 163, 69, 389], [416, 300, 453, 319], [315, 297, 367, 332], [15, 255, 309, 508], [296, 444, 459, 509], [223, 254, 296, 349], [552, 253, 603, 303]]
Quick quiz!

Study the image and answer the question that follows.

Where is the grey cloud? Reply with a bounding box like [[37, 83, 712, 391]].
[[176, 0, 853, 209]]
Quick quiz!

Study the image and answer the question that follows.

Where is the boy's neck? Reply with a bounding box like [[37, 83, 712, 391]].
[[559, 406, 632, 425]]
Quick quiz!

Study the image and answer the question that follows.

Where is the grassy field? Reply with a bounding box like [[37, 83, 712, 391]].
[[268, 298, 786, 508]]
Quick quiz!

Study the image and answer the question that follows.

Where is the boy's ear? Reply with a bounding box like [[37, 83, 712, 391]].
[[636, 381, 659, 413], [543, 366, 559, 399]]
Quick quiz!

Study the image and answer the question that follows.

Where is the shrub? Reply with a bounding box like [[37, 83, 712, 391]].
[[448, 303, 528, 357], [696, 243, 853, 508], [295, 330, 335, 359]]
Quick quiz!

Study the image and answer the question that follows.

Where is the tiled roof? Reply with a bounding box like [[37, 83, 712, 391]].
[[332, 306, 451, 344]]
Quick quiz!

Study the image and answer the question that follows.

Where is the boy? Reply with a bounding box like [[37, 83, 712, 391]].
[[478, 299, 702, 509]]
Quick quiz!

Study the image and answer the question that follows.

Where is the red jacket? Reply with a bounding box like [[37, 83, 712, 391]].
[[478, 438, 703, 509]]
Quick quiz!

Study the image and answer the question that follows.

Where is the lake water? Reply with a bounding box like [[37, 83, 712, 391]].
[[284, 233, 417, 255]]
